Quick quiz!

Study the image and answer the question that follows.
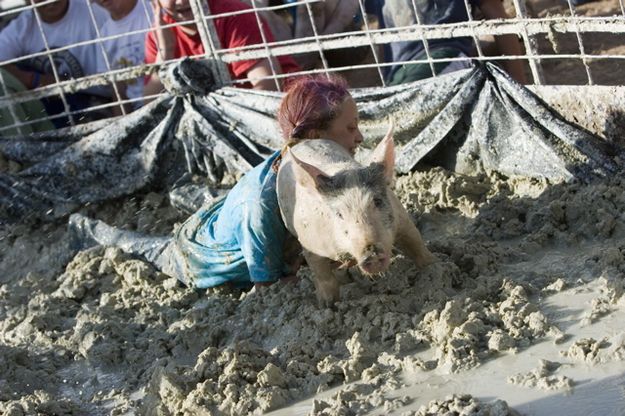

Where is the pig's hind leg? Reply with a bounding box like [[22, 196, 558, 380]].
[[395, 206, 436, 268], [303, 250, 341, 307]]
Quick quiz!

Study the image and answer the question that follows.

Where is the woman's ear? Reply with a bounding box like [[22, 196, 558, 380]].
[[369, 121, 395, 185]]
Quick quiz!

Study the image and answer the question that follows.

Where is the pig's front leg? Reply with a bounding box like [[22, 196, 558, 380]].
[[303, 250, 340, 307], [394, 202, 437, 268]]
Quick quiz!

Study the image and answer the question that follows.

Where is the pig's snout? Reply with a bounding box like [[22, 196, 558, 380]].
[[359, 244, 390, 275]]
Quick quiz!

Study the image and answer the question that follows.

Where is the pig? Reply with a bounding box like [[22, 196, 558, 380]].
[[276, 126, 436, 306]]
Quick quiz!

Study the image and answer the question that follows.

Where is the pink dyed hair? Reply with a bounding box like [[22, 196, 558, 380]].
[[277, 74, 351, 142]]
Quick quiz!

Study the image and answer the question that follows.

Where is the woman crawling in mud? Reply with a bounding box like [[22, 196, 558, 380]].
[[68, 74, 364, 290]]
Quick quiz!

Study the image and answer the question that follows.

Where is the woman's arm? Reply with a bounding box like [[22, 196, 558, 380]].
[[3, 64, 59, 90], [143, 0, 177, 102], [149, 0, 178, 62], [246, 58, 280, 91], [239, 195, 299, 289], [143, 73, 164, 101]]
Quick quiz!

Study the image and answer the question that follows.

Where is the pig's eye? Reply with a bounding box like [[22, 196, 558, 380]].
[[336, 211, 343, 220], [373, 197, 384, 208]]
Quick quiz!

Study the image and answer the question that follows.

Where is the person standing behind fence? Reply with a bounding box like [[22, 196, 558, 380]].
[[0, 0, 111, 129], [239, 0, 293, 43], [94, 0, 152, 114], [382, 0, 527, 85], [290, 0, 370, 70], [143, 0, 300, 98]]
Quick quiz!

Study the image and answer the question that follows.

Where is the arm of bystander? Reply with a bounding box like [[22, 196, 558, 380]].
[[143, 0, 178, 101], [477, 0, 528, 84]]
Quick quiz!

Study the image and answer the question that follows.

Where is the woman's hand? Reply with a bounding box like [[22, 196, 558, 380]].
[[150, 0, 177, 62]]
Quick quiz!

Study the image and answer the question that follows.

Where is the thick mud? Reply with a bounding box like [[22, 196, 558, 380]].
[[1, 162, 624, 415], [2, 1, 625, 413]]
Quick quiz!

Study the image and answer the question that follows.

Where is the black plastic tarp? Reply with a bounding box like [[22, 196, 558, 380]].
[[0, 59, 622, 223]]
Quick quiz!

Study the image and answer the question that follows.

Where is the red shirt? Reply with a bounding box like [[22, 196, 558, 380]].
[[145, 0, 299, 87]]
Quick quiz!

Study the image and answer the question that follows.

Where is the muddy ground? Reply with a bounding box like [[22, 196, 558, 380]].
[[2, 0, 625, 415], [2, 148, 625, 415]]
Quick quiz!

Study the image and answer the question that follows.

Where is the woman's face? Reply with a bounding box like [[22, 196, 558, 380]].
[[318, 97, 363, 156]]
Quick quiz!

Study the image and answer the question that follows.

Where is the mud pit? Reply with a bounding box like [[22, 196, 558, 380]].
[[2, 1, 625, 414], [1, 158, 625, 415]]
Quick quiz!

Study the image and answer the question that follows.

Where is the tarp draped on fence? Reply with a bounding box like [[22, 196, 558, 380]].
[[0, 60, 621, 223]]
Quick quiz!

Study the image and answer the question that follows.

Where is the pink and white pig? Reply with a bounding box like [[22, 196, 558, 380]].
[[277, 126, 436, 306]]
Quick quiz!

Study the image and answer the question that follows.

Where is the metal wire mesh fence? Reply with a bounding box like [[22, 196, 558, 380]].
[[0, 0, 623, 136]]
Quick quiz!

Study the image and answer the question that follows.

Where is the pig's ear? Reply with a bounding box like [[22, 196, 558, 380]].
[[369, 121, 395, 184], [289, 150, 332, 190]]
